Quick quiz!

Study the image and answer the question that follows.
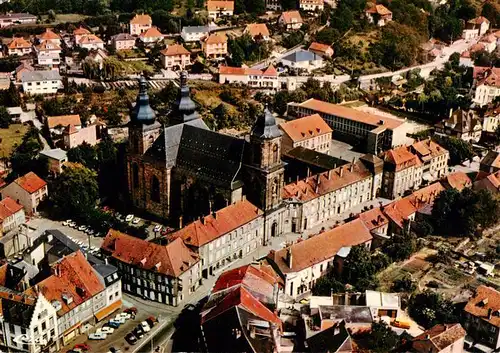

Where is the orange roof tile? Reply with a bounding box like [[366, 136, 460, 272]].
[[130, 14, 152, 25], [366, 4, 392, 15], [468, 16, 490, 25], [309, 42, 332, 53], [245, 23, 270, 38], [73, 27, 91, 35], [13, 172, 46, 194], [47, 114, 81, 129], [207, 0, 235, 11], [411, 139, 448, 162], [464, 285, 500, 328], [78, 34, 103, 44], [169, 200, 263, 248], [384, 146, 421, 171], [101, 229, 199, 277], [443, 172, 472, 191], [358, 207, 389, 231], [139, 27, 164, 38], [38, 28, 60, 40], [408, 182, 445, 208], [298, 99, 403, 130], [0, 197, 23, 222], [263, 64, 277, 75], [412, 324, 466, 352], [280, 10, 303, 24], [161, 44, 190, 56], [477, 68, 500, 88], [268, 219, 372, 273], [204, 33, 227, 44], [219, 64, 276, 76], [470, 43, 486, 53], [37, 40, 61, 51], [280, 114, 332, 143], [7, 37, 31, 49]]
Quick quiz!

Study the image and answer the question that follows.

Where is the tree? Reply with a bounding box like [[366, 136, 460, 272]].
[[312, 275, 345, 296], [392, 274, 416, 292], [342, 245, 377, 291], [0, 106, 12, 128], [481, 2, 500, 27], [433, 135, 474, 165], [366, 322, 400, 353], [382, 223, 416, 261], [9, 127, 49, 180], [50, 165, 99, 218], [315, 28, 339, 45], [409, 291, 458, 328], [67, 142, 98, 170], [96, 136, 120, 199]]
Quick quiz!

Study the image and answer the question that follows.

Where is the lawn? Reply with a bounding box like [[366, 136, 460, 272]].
[[0, 124, 28, 159], [41, 13, 88, 24]]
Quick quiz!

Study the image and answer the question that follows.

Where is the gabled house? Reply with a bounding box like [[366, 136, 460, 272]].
[[0, 197, 25, 233], [278, 11, 303, 30], [279, 113, 332, 154], [202, 33, 227, 58], [35, 40, 62, 68], [244, 23, 270, 41], [37, 28, 61, 46], [462, 16, 490, 40], [77, 34, 104, 50], [435, 109, 482, 142], [207, 0, 234, 20], [181, 26, 211, 42], [111, 33, 136, 51], [473, 67, 500, 106], [72, 27, 91, 45], [129, 14, 152, 36], [365, 3, 392, 26], [160, 44, 191, 70], [309, 42, 334, 58], [1, 172, 48, 215], [6, 37, 31, 56], [138, 27, 164, 45], [411, 323, 466, 353], [218, 65, 278, 89]]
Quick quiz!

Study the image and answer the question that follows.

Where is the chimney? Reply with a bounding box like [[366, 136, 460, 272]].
[[425, 334, 430, 340], [488, 308, 493, 319], [242, 195, 247, 201], [286, 248, 293, 269], [179, 216, 183, 229], [449, 108, 453, 118], [339, 167, 343, 177], [307, 167, 310, 177], [328, 169, 332, 180], [296, 175, 299, 184], [200, 216, 205, 225], [209, 200, 212, 214], [315, 184, 319, 194], [350, 163, 354, 173]]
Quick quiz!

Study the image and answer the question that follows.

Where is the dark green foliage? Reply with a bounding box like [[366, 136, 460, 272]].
[[9, 127, 49, 180], [312, 275, 345, 295], [366, 322, 400, 353], [315, 27, 339, 45], [409, 291, 459, 328], [67, 142, 98, 170], [229, 33, 272, 65], [433, 135, 474, 165], [392, 274, 416, 292], [234, 0, 266, 14], [5, 0, 106, 15], [109, 0, 173, 13], [382, 224, 416, 261], [482, 2, 500, 27], [281, 31, 304, 49], [0, 106, 12, 128], [342, 245, 378, 291]]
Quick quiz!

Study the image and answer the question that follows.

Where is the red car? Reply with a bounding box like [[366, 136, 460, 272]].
[[74, 343, 91, 351], [124, 307, 138, 315]]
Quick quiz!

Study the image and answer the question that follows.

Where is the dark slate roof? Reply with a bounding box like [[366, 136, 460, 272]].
[[177, 125, 245, 188], [281, 49, 322, 63], [252, 107, 282, 140], [46, 229, 103, 265], [306, 321, 352, 353], [284, 146, 348, 170], [93, 263, 120, 287], [130, 77, 156, 125], [173, 72, 199, 124]]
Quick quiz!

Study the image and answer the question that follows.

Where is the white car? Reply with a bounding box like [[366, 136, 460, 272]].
[[125, 214, 134, 222], [153, 225, 162, 233], [88, 332, 107, 340], [62, 219, 72, 226], [69, 221, 77, 228], [78, 225, 87, 231], [132, 218, 141, 224], [116, 312, 131, 320], [141, 321, 151, 332], [101, 326, 114, 334], [113, 316, 126, 324]]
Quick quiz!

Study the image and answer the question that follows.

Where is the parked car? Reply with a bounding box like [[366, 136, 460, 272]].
[[132, 218, 141, 224], [109, 347, 122, 353], [78, 225, 87, 231], [125, 214, 134, 222], [69, 221, 77, 228], [88, 332, 107, 340], [140, 321, 151, 332], [73, 343, 90, 351], [116, 312, 131, 320], [146, 316, 157, 327], [106, 321, 120, 329], [153, 224, 162, 232], [101, 326, 115, 334], [124, 307, 138, 315], [391, 319, 411, 329], [113, 316, 126, 324], [125, 333, 138, 345], [133, 327, 144, 339], [63, 219, 72, 226]]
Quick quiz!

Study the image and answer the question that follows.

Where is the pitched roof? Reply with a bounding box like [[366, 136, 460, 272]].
[[282, 49, 322, 63], [161, 44, 190, 56], [412, 323, 466, 352], [366, 3, 392, 15], [139, 27, 164, 38], [38, 28, 60, 40], [169, 199, 263, 248], [204, 33, 227, 44], [101, 229, 199, 277], [464, 285, 500, 327], [443, 171, 472, 191], [21, 70, 61, 83], [309, 42, 332, 53], [245, 23, 270, 37], [268, 219, 372, 274], [219, 64, 276, 76], [280, 114, 332, 143], [480, 34, 496, 44], [358, 207, 389, 231], [477, 68, 500, 88], [207, 0, 235, 11], [47, 114, 81, 129], [410, 139, 448, 162], [481, 150, 500, 170], [36, 40, 61, 51], [468, 16, 490, 25], [112, 33, 135, 41], [384, 146, 422, 171], [438, 109, 481, 134], [130, 14, 152, 25], [73, 27, 91, 35], [280, 10, 303, 24], [78, 34, 103, 44], [298, 98, 403, 130], [474, 170, 500, 193], [282, 160, 372, 202], [0, 197, 23, 222], [12, 172, 46, 194], [15, 62, 33, 73], [7, 37, 31, 49], [25, 251, 104, 317]]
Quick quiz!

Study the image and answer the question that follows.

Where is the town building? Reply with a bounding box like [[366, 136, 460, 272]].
[[35, 40, 61, 68], [63, 124, 100, 149], [473, 67, 500, 106], [169, 199, 264, 279], [462, 16, 490, 40], [0, 73, 10, 90], [37, 28, 61, 46], [435, 109, 482, 142], [181, 26, 211, 42], [479, 34, 497, 53], [72, 27, 91, 45], [46, 114, 81, 134], [282, 156, 383, 232], [1, 172, 48, 215], [287, 98, 408, 154], [299, 0, 324, 11], [39, 149, 68, 175], [411, 323, 466, 353], [138, 27, 164, 45], [306, 320, 352, 352], [0, 13, 36, 28], [15, 62, 33, 82], [279, 114, 332, 154], [101, 229, 202, 306], [382, 146, 423, 199], [460, 51, 473, 67], [21, 70, 62, 95], [308, 42, 334, 58], [7, 37, 31, 56], [473, 170, 500, 194], [110, 33, 136, 51], [77, 34, 104, 50], [160, 44, 191, 70], [278, 11, 303, 30], [129, 14, 152, 36], [365, 3, 393, 26], [267, 218, 372, 298], [410, 139, 449, 183], [463, 285, 500, 349], [244, 23, 270, 40], [92, 263, 122, 322], [280, 49, 324, 72], [483, 107, 500, 134], [202, 33, 227, 58], [0, 197, 25, 234], [207, 1, 234, 20], [480, 150, 500, 173], [218, 65, 278, 89], [265, 0, 282, 10], [442, 171, 472, 191]]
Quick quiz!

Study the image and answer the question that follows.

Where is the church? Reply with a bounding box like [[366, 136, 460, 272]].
[[126, 73, 288, 240]]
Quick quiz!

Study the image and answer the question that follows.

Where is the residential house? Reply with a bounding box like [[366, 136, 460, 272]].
[[110, 33, 136, 51], [0, 13, 36, 28], [479, 34, 497, 53], [129, 14, 152, 36], [39, 149, 68, 175], [138, 27, 164, 45], [218, 65, 278, 89], [0, 72, 10, 90], [63, 124, 100, 149], [21, 70, 62, 95], [160, 44, 191, 70], [168, 199, 264, 279], [435, 109, 482, 142], [473, 170, 500, 194], [442, 171, 472, 191], [46, 114, 81, 134], [306, 320, 353, 353], [278, 11, 303, 30], [365, 3, 393, 26], [207, 1, 234, 20], [202, 33, 227, 59], [181, 26, 210, 42], [462, 16, 490, 40], [101, 229, 202, 306], [410, 139, 449, 183], [244, 23, 270, 41], [72, 27, 90, 45], [288, 98, 409, 154], [483, 107, 500, 134], [265, 0, 282, 11], [15, 62, 33, 82], [280, 49, 324, 72], [480, 150, 500, 173], [37, 28, 61, 46], [35, 40, 61, 68], [308, 42, 334, 58], [358, 206, 390, 244], [92, 263, 122, 322], [77, 34, 104, 50], [267, 218, 373, 298], [463, 285, 500, 349], [7, 37, 31, 56], [281, 156, 383, 232], [411, 323, 466, 353], [1, 172, 47, 215], [460, 51, 473, 67], [473, 68, 500, 106], [299, 0, 324, 11], [279, 114, 332, 154], [382, 146, 423, 199], [0, 197, 25, 233]]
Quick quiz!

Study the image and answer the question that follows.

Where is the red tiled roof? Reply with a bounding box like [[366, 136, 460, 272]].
[[78, 34, 103, 44], [480, 34, 496, 44], [470, 43, 486, 53], [477, 68, 500, 88], [219, 64, 276, 76], [279, 114, 332, 143], [268, 219, 372, 273], [73, 27, 91, 35], [443, 171, 472, 191], [204, 33, 227, 44], [366, 3, 392, 15], [161, 44, 190, 56], [139, 27, 164, 38], [0, 197, 23, 222], [468, 16, 490, 25], [14, 172, 46, 194], [169, 200, 263, 248], [474, 170, 500, 193], [37, 40, 61, 51], [245, 23, 270, 38], [47, 114, 81, 129], [207, 0, 235, 11], [38, 28, 60, 40], [358, 207, 389, 231], [280, 10, 303, 24], [464, 285, 500, 327], [102, 229, 199, 277], [130, 14, 152, 25], [7, 37, 31, 49], [384, 146, 422, 171], [25, 251, 104, 317], [411, 139, 448, 162], [309, 42, 332, 53], [412, 323, 466, 352]]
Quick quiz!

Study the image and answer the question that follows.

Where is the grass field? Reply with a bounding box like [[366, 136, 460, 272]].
[[0, 124, 28, 159]]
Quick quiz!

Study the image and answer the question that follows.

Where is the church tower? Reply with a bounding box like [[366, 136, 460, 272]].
[[244, 106, 285, 212], [169, 71, 200, 126]]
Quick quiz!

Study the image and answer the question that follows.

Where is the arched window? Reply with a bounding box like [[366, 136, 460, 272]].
[[272, 144, 279, 164], [272, 178, 279, 196], [132, 163, 139, 188], [148, 134, 154, 145], [151, 176, 160, 203]]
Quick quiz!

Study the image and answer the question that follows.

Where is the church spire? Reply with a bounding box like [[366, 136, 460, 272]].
[[131, 76, 156, 125], [173, 71, 199, 124], [251, 104, 282, 140]]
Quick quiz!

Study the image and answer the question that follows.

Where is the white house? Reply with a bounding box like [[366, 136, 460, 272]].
[[278, 11, 303, 30], [479, 34, 497, 53], [218, 65, 278, 89], [0, 13, 37, 28], [160, 44, 191, 70], [474, 68, 500, 106], [129, 14, 152, 36], [280, 49, 324, 72], [207, 0, 234, 20], [21, 71, 62, 95], [483, 107, 500, 134], [35, 40, 61, 68], [138, 27, 164, 45], [0, 197, 25, 234], [299, 0, 324, 11], [77, 34, 104, 50], [462, 16, 490, 40], [181, 26, 210, 42], [1, 172, 48, 215]]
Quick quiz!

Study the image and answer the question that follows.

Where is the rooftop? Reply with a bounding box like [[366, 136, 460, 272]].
[[280, 10, 303, 24], [0, 197, 23, 222], [7, 37, 30, 49], [139, 27, 164, 38], [130, 14, 152, 25], [464, 285, 500, 327], [279, 114, 332, 143], [281, 49, 323, 63], [40, 148, 67, 161], [21, 70, 61, 83], [245, 23, 270, 37], [12, 172, 46, 194], [207, 0, 235, 11], [309, 42, 332, 53], [412, 323, 466, 352], [46, 114, 81, 129], [161, 44, 190, 56], [319, 305, 373, 324], [443, 171, 472, 191], [204, 33, 227, 44]]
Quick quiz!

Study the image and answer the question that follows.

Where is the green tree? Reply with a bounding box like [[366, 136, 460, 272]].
[[67, 142, 98, 170], [366, 322, 400, 353], [312, 275, 345, 296], [392, 274, 416, 292], [481, 2, 500, 27], [433, 135, 474, 165], [0, 106, 12, 128], [96, 136, 119, 199], [409, 291, 458, 328], [9, 127, 49, 180], [315, 28, 339, 45], [382, 223, 416, 261], [342, 245, 377, 291]]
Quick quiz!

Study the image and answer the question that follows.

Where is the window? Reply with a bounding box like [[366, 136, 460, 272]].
[[21, 327, 26, 334], [272, 144, 279, 164], [9, 324, 14, 332], [34, 326, 38, 334], [41, 321, 46, 331], [151, 176, 160, 203]]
